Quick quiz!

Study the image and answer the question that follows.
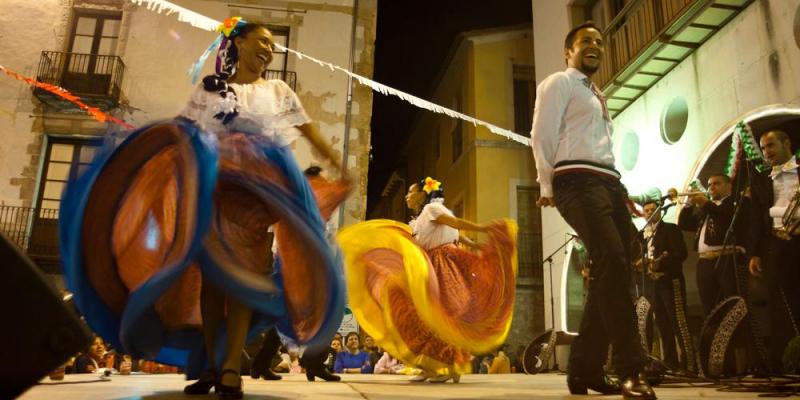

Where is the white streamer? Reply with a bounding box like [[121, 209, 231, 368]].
[[126, 0, 531, 146]]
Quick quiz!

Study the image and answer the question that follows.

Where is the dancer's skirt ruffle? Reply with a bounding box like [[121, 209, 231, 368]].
[[59, 119, 346, 378], [337, 219, 517, 376]]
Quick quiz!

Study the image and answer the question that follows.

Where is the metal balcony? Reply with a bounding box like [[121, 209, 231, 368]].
[[34, 50, 125, 111], [0, 205, 60, 272], [595, 0, 753, 117]]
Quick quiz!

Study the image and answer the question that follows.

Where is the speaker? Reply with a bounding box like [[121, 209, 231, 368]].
[[0, 232, 92, 399]]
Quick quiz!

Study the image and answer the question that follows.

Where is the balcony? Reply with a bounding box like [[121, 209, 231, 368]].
[[265, 69, 297, 90], [34, 50, 125, 111], [595, 0, 753, 117], [0, 205, 60, 273]]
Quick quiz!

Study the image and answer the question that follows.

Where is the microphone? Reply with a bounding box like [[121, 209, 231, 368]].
[[660, 202, 677, 211]]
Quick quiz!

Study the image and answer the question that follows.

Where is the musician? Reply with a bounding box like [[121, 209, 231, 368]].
[[748, 129, 799, 372], [635, 201, 692, 370], [677, 174, 748, 317]]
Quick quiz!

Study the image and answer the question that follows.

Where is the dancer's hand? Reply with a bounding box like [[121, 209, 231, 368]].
[[537, 196, 555, 207], [748, 256, 763, 278]]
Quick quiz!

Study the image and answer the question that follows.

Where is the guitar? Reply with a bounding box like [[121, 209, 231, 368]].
[[633, 251, 668, 281]]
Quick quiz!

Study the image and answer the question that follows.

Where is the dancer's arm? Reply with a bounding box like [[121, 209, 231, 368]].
[[531, 74, 570, 207], [298, 123, 344, 174], [434, 214, 488, 232]]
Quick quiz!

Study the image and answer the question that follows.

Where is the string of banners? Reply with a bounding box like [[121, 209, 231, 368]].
[[126, 0, 532, 146]]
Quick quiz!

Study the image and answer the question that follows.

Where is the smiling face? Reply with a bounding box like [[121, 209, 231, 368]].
[[364, 336, 374, 348], [345, 333, 360, 352], [234, 25, 274, 76], [404, 183, 426, 211], [89, 337, 105, 360], [565, 27, 604, 76]]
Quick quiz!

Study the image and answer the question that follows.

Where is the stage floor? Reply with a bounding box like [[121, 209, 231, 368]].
[[22, 372, 790, 399]]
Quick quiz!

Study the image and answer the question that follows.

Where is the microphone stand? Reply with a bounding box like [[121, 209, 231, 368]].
[[542, 232, 577, 372]]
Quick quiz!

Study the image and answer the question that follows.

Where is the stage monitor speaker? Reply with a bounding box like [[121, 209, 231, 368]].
[[0, 232, 92, 399]]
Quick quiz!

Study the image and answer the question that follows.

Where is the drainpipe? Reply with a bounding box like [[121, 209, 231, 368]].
[[338, 0, 359, 228]]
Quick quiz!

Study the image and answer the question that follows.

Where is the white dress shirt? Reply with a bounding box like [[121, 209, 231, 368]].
[[770, 156, 800, 228], [531, 68, 615, 197]]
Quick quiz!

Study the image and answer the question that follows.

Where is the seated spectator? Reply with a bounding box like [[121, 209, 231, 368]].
[[74, 337, 106, 373], [373, 351, 404, 374], [363, 335, 381, 366], [324, 338, 343, 372], [273, 345, 301, 373], [334, 332, 373, 373], [488, 346, 511, 374]]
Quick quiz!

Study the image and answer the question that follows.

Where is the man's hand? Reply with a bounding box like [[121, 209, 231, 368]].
[[537, 197, 555, 207], [688, 193, 708, 207], [748, 256, 763, 278]]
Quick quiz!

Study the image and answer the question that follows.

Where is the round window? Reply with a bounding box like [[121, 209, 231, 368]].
[[660, 97, 689, 144], [620, 129, 640, 171]]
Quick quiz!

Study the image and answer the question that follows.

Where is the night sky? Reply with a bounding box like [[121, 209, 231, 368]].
[[367, 0, 533, 211]]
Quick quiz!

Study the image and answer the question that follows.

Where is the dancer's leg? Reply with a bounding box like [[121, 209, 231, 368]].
[[220, 296, 253, 387]]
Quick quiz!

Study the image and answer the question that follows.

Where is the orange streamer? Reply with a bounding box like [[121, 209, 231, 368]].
[[0, 64, 134, 129]]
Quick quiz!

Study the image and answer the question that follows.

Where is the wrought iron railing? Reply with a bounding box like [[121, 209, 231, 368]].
[[35, 50, 125, 107], [265, 69, 297, 90], [0, 205, 60, 264], [595, 0, 696, 89]]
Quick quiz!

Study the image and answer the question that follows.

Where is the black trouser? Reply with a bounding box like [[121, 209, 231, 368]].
[[766, 235, 800, 372], [654, 277, 692, 369], [696, 253, 743, 317], [553, 173, 646, 379]]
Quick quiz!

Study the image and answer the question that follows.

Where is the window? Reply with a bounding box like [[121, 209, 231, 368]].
[[517, 186, 543, 280], [37, 137, 102, 212], [513, 65, 535, 136], [69, 9, 121, 60], [452, 94, 463, 163], [268, 25, 290, 74], [64, 9, 122, 95]]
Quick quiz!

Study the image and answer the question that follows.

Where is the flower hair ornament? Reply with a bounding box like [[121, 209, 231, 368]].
[[188, 17, 247, 84], [422, 177, 442, 194]]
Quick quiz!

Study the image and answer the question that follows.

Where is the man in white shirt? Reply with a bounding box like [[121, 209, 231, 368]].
[[748, 129, 799, 372], [531, 21, 653, 399]]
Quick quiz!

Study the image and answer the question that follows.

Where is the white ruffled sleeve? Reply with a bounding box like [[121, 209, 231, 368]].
[[272, 80, 311, 129], [424, 202, 450, 221], [179, 85, 231, 132]]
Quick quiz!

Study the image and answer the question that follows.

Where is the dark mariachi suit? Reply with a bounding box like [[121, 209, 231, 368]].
[[749, 167, 800, 371], [636, 221, 691, 369], [677, 195, 749, 316]]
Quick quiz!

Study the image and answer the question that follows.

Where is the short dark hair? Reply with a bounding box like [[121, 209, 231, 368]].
[[763, 129, 790, 144], [708, 174, 731, 184], [564, 21, 601, 49], [642, 200, 660, 208]]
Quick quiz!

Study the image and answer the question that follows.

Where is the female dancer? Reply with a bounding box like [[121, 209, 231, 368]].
[[337, 177, 518, 382], [60, 19, 347, 399]]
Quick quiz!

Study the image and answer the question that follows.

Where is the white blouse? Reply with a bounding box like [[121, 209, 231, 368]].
[[180, 79, 311, 146], [409, 201, 459, 250]]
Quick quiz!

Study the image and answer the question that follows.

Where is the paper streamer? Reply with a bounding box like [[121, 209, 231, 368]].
[[125, 0, 531, 146], [0, 65, 134, 129]]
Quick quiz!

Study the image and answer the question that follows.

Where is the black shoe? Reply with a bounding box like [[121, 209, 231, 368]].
[[306, 367, 341, 382], [218, 369, 243, 400], [184, 369, 218, 395], [622, 373, 657, 399], [566, 373, 621, 395], [251, 363, 282, 381]]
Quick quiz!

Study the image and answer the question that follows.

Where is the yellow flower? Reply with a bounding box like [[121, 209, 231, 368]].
[[422, 177, 441, 194]]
